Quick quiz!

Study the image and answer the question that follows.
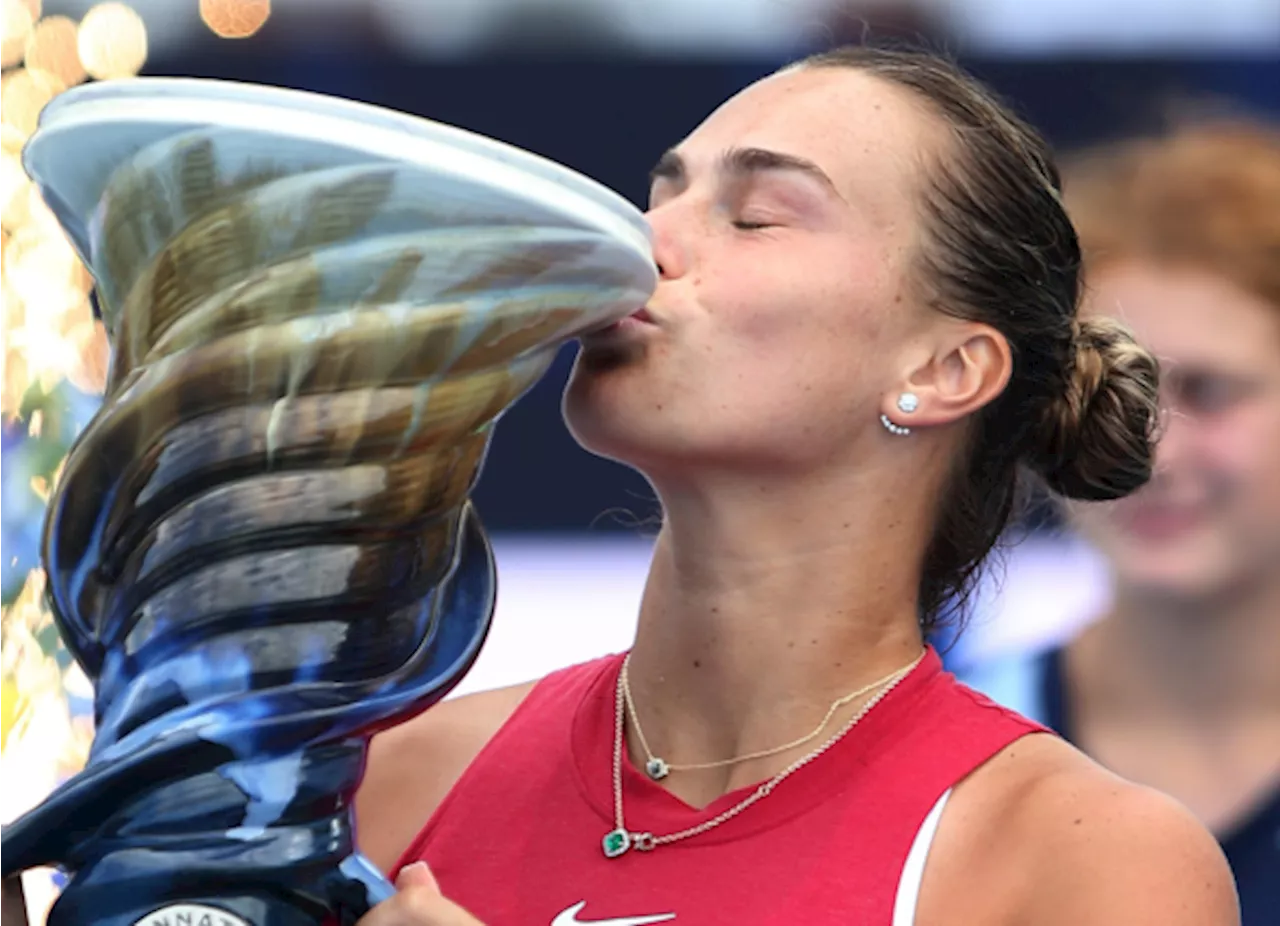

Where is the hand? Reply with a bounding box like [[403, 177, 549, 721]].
[[357, 862, 485, 926]]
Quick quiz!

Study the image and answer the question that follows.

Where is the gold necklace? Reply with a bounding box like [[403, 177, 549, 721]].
[[602, 651, 925, 858], [621, 654, 918, 780]]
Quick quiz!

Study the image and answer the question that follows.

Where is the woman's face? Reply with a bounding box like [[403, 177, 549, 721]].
[[562, 67, 948, 479], [1072, 262, 1280, 603]]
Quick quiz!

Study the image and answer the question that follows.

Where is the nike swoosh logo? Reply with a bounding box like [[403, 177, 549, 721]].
[[551, 900, 676, 926]]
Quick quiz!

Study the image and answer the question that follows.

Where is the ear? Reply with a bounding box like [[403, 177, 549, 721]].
[[884, 322, 1012, 430]]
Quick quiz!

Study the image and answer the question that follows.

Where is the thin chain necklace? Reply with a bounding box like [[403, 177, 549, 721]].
[[621, 654, 919, 780], [601, 650, 925, 858]]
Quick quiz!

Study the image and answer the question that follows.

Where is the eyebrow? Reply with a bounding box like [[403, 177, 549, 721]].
[[649, 146, 843, 200]]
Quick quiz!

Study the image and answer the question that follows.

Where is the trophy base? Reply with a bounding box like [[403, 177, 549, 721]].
[[46, 853, 392, 926], [59, 898, 305, 926]]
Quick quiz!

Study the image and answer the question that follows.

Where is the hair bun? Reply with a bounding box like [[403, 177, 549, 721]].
[[1029, 316, 1160, 501]]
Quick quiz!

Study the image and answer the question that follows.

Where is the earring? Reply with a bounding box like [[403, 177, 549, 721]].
[[880, 414, 910, 436], [881, 392, 918, 437]]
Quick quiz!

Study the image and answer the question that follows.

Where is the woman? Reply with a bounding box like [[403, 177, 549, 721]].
[[962, 123, 1280, 925], [355, 47, 1237, 925]]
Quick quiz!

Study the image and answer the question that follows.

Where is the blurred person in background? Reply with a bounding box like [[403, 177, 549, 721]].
[[962, 122, 1280, 925], [354, 47, 1236, 926]]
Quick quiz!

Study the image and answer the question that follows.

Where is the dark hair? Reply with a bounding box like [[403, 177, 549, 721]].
[[798, 46, 1160, 631]]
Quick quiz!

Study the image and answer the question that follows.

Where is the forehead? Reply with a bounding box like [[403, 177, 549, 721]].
[[1086, 262, 1280, 369], [675, 67, 940, 210]]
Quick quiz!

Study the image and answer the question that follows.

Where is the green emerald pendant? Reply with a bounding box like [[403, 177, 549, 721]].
[[602, 828, 630, 859]]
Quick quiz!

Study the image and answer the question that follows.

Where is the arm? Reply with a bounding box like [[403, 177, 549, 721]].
[[355, 682, 536, 873]]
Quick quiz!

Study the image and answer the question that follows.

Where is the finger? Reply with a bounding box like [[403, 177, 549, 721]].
[[391, 887, 484, 926], [396, 861, 440, 893], [355, 889, 459, 926], [410, 894, 484, 926]]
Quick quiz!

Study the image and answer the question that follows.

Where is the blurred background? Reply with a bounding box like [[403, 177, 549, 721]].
[[1, 0, 1277, 920]]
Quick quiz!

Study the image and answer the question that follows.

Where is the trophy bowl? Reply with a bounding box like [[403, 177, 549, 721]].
[[2, 78, 656, 926]]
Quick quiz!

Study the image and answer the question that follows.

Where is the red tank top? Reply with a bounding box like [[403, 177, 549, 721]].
[[394, 648, 1045, 925]]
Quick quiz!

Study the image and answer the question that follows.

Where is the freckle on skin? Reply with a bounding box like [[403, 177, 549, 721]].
[[693, 660, 701, 669]]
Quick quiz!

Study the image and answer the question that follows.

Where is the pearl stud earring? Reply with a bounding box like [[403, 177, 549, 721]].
[[881, 392, 918, 436]]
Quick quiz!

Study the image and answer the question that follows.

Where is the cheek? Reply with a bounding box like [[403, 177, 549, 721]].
[[696, 241, 894, 370], [1192, 405, 1280, 489]]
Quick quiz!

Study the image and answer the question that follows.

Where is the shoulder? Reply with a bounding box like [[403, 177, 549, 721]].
[[355, 653, 623, 873], [356, 681, 537, 872], [924, 733, 1238, 926], [1005, 737, 1237, 925]]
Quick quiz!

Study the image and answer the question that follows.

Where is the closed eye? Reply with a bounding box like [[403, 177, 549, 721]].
[[732, 220, 776, 230]]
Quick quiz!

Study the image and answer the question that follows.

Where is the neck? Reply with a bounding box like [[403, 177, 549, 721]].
[[1079, 571, 1280, 723], [625, 462, 929, 798]]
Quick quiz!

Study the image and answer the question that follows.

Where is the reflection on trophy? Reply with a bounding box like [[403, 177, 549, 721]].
[[1, 79, 656, 926]]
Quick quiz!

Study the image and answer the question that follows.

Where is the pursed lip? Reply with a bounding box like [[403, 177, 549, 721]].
[[583, 306, 659, 339]]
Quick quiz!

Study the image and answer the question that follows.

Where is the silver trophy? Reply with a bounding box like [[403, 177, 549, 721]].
[[1, 78, 655, 926]]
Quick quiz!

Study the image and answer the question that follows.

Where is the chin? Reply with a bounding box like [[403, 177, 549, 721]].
[[1110, 547, 1239, 606], [562, 373, 715, 477], [562, 406, 686, 474], [563, 364, 658, 466]]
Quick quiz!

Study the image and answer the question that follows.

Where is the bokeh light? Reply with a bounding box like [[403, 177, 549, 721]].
[[0, 3, 261, 919], [0, 4, 149, 428], [24, 14, 85, 87], [1, 66, 65, 136], [2, 0, 36, 69], [77, 2, 148, 80], [200, 0, 271, 39]]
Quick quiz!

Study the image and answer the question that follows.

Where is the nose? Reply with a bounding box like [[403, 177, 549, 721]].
[[645, 204, 688, 281]]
